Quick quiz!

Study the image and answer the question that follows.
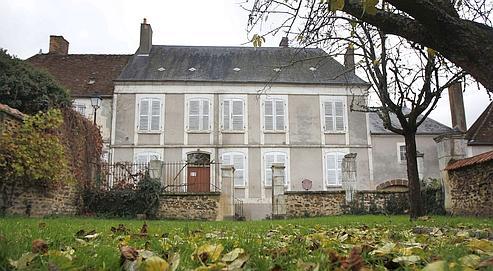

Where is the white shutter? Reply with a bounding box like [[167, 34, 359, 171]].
[[265, 153, 275, 186], [223, 101, 230, 130], [324, 101, 333, 132], [336, 153, 343, 184], [326, 153, 337, 185], [202, 100, 210, 130], [150, 99, 161, 131], [188, 100, 200, 130], [264, 100, 274, 131], [275, 100, 285, 131], [233, 153, 245, 187], [139, 99, 150, 131], [335, 101, 344, 131], [232, 100, 244, 130]]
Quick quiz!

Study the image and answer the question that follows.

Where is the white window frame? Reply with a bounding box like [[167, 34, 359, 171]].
[[134, 150, 162, 164], [261, 95, 288, 133], [220, 150, 248, 188], [220, 95, 247, 132], [185, 95, 213, 133], [323, 149, 349, 187], [73, 103, 87, 117], [135, 94, 165, 133], [397, 142, 406, 164], [320, 96, 347, 133], [262, 149, 289, 188]]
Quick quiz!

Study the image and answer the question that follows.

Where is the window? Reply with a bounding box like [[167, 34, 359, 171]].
[[397, 143, 406, 163], [222, 99, 245, 131], [322, 99, 345, 132], [263, 98, 286, 132], [139, 98, 162, 132], [188, 99, 211, 131], [73, 104, 86, 116], [222, 152, 246, 187], [325, 152, 345, 186], [264, 152, 287, 186], [135, 151, 161, 164]]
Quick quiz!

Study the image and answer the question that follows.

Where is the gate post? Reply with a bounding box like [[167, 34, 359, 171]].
[[219, 165, 235, 220], [271, 163, 286, 219], [342, 153, 357, 203]]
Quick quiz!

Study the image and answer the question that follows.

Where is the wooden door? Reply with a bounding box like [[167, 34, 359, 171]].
[[187, 166, 210, 192]]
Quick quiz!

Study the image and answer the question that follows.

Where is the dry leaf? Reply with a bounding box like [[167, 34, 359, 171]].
[[139, 256, 169, 271], [120, 245, 139, 261], [32, 239, 48, 254], [222, 248, 244, 262], [194, 244, 224, 263]]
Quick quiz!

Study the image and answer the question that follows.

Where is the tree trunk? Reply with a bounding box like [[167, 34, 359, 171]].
[[404, 133, 424, 220]]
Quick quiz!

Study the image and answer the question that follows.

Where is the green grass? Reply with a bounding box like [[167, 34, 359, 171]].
[[1, 215, 492, 270]]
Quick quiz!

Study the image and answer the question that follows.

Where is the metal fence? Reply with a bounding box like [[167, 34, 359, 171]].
[[98, 161, 220, 193], [234, 198, 245, 220]]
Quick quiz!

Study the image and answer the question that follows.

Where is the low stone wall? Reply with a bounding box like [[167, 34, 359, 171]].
[[448, 160, 493, 217], [1, 182, 79, 217], [285, 190, 408, 218], [157, 192, 221, 221]]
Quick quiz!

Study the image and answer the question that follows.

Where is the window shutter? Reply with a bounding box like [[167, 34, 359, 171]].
[[188, 100, 200, 130], [233, 154, 245, 186], [232, 100, 244, 130], [326, 153, 337, 185], [335, 101, 344, 131], [324, 101, 333, 132], [336, 153, 343, 183], [223, 101, 230, 130], [264, 100, 274, 131], [276, 153, 287, 185], [265, 153, 275, 186], [275, 100, 285, 131], [139, 99, 150, 131], [150, 99, 161, 131], [202, 100, 210, 130]]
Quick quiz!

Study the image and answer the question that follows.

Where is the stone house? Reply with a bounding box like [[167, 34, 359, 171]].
[[27, 36, 130, 161], [465, 101, 493, 156], [108, 20, 452, 219]]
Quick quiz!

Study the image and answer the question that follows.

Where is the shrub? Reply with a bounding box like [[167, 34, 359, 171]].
[[83, 176, 162, 218], [0, 109, 72, 214], [0, 49, 71, 114]]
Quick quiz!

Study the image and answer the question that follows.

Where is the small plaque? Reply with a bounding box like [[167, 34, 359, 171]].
[[302, 179, 312, 190]]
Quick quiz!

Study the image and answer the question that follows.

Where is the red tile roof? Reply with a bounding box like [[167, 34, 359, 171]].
[[445, 150, 493, 170], [27, 54, 131, 97], [466, 102, 493, 145], [0, 103, 26, 119]]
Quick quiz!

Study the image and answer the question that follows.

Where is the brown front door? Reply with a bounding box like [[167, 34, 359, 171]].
[[187, 165, 210, 192]]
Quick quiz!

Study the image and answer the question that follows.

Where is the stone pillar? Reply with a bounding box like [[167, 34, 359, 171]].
[[434, 133, 467, 212], [219, 165, 235, 220], [417, 152, 424, 181], [271, 163, 286, 218], [342, 153, 357, 203]]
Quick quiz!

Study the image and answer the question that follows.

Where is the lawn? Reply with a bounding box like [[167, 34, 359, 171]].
[[1, 215, 492, 270]]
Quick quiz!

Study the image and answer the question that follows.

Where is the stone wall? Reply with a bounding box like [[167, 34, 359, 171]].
[[1, 182, 79, 217], [285, 190, 408, 218], [448, 160, 493, 217], [157, 192, 221, 220]]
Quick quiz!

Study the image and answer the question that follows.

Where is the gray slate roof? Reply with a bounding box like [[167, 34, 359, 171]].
[[117, 45, 368, 85], [369, 112, 453, 135]]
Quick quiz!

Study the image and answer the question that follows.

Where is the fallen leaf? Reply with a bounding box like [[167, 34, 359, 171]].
[[120, 245, 139, 261], [139, 256, 169, 271], [468, 239, 493, 254], [478, 256, 493, 267], [392, 255, 420, 265], [9, 252, 38, 269], [460, 254, 480, 268], [227, 253, 250, 270], [169, 253, 181, 271], [194, 244, 224, 263], [140, 222, 148, 237], [222, 248, 244, 262], [341, 246, 365, 271], [422, 260, 446, 271], [370, 242, 395, 256], [32, 239, 48, 254]]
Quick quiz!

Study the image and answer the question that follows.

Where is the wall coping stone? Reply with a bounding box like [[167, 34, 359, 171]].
[[285, 190, 408, 195], [161, 192, 221, 197]]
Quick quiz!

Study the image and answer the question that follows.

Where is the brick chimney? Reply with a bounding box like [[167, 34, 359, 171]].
[[49, 35, 69, 55], [279, 37, 288, 47], [137, 18, 153, 55], [448, 82, 467, 132], [344, 45, 355, 73]]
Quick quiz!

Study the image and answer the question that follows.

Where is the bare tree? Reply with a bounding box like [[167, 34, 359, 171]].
[[246, 0, 493, 91], [247, 3, 465, 219]]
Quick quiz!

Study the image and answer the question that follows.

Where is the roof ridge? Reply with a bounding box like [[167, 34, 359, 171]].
[[466, 101, 493, 141]]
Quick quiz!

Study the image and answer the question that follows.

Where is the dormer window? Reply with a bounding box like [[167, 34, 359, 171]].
[[233, 67, 241, 72], [88, 78, 96, 85], [309, 67, 317, 71], [188, 67, 197, 72], [157, 67, 166, 72]]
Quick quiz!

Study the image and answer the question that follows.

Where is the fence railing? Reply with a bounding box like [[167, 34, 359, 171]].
[[234, 198, 245, 220], [98, 161, 220, 193]]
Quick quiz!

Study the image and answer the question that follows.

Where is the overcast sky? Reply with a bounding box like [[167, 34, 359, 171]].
[[0, 0, 490, 127]]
